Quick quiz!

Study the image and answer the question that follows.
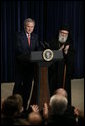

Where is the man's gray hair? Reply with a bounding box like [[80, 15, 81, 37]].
[[49, 94, 68, 115], [24, 18, 35, 27]]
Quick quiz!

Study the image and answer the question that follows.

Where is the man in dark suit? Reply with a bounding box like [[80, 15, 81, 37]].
[[13, 18, 40, 111], [48, 25, 75, 105]]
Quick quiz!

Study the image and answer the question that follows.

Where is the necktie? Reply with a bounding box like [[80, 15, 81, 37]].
[[28, 34, 30, 46]]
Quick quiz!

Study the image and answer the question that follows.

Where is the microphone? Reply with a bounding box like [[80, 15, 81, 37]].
[[39, 41, 46, 49], [44, 41, 50, 48]]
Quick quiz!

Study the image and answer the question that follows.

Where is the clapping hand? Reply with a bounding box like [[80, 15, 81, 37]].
[[64, 45, 69, 54]]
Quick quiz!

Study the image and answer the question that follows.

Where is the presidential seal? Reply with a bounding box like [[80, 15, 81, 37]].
[[43, 49, 54, 61]]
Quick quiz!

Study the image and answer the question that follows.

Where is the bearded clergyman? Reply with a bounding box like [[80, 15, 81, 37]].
[[48, 25, 75, 105]]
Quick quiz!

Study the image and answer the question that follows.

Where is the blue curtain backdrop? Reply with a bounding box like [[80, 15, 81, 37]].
[[1, 0, 84, 82]]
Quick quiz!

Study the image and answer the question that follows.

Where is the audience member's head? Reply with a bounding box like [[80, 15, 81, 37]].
[[2, 94, 23, 117], [2, 95, 19, 117], [49, 94, 68, 115], [54, 88, 68, 98], [14, 94, 23, 113], [28, 112, 42, 125]]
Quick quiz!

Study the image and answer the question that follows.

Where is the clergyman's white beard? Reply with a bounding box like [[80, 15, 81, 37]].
[[58, 35, 68, 43]]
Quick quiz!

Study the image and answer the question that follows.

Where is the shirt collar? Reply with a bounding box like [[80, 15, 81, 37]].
[[26, 33, 31, 38]]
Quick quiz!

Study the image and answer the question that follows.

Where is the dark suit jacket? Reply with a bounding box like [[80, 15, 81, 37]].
[[47, 114, 77, 126], [15, 31, 39, 62]]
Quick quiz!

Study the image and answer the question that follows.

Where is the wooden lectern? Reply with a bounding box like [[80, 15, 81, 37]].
[[30, 50, 63, 109]]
